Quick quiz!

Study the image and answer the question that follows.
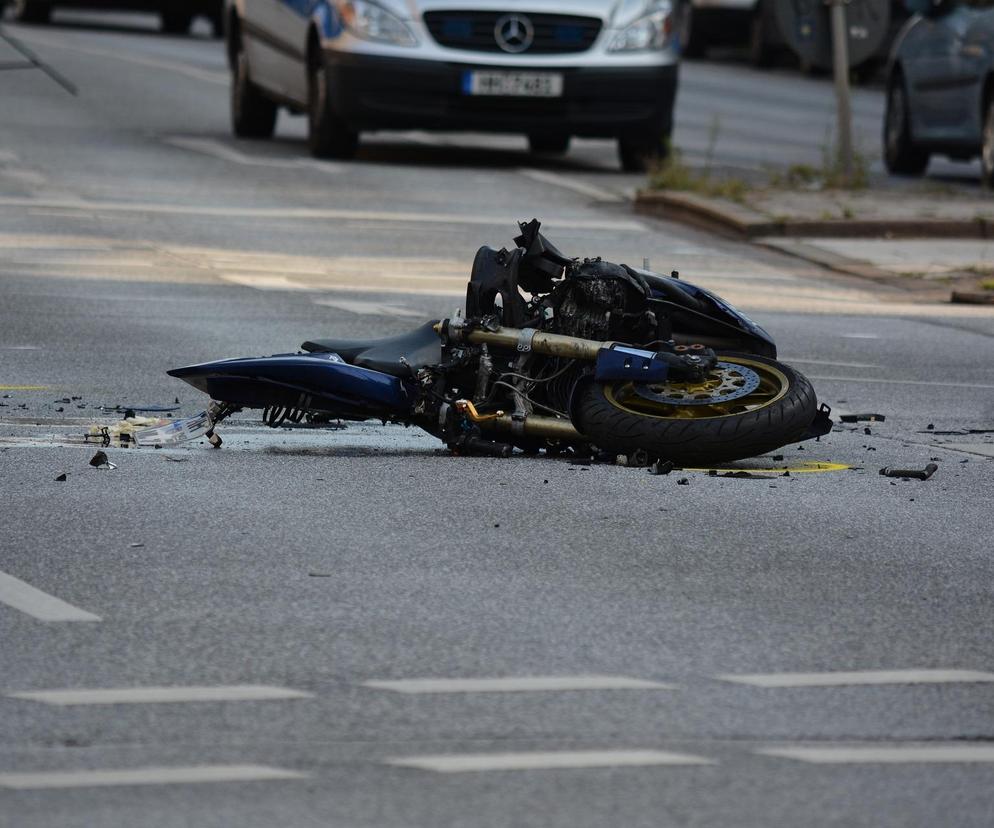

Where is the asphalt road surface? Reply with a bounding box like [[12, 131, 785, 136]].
[[1, 12, 993, 828]]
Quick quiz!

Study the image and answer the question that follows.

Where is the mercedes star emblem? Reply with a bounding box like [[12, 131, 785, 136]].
[[494, 14, 534, 53]]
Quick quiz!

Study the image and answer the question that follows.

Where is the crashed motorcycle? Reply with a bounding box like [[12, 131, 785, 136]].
[[168, 220, 831, 465]]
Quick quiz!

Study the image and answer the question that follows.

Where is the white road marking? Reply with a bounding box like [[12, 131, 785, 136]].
[[808, 375, 994, 389], [758, 745, 994, 764], [0, 765, 308, 790], [518, 168, 624, 203], [364, 676, 675, 694], [0, 197, 647, 232], [164, 137, 343, 175], [780, 358, 881, 369], [218, 274, 315, 291], [7, 685, 314, 706], [312, 298, 423, 318], [718, 669, 994, 688], [386, 749, 713, 773], [0, 571, 100, 622]]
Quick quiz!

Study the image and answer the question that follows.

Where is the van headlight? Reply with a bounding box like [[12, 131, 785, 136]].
[[337, 0, 418, 46], [608, 7, 673, 52]]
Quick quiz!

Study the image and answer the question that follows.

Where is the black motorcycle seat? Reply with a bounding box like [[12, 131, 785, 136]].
[[301, 320, 441, 378]]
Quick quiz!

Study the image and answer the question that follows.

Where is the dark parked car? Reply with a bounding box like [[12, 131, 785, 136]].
[[885, 0, 994, 184], [1, 0, 222, 35]]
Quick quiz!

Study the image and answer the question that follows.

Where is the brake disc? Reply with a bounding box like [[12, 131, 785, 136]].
[[632, 361, 762, 406]]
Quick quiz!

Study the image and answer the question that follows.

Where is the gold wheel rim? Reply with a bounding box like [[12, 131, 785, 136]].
[[603, 356, 790, 421]]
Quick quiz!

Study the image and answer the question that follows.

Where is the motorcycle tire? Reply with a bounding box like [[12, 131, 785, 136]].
[[572, 353, 818, 466]]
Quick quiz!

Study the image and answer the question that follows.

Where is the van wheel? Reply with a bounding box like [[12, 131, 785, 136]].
[[883, 74, 929, 176], [618, 129, 670, 173], [528, 134, 570, 155], [161, 7, 194, 34], [12, 0, 51, 23], [308, 53, 358, 159], [748, 3, 774, 68], [231, 47, 277, 138], [677, 2, 706, 58]]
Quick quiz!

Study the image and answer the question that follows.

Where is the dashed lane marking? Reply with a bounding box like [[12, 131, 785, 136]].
[[7, 685, 314, 706], [364, 676, 675, 694], [0, 385, 48, 390], [757, 745, 994, 764], [718, 669, 994, 688], [0, 571, 100, 623], [0, 765, 309, 790], [385, 750, 714, 773]]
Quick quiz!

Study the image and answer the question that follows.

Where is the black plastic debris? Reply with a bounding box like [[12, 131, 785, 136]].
[[649, 460, 674, 476], [864, 427, 872, 435], [840, 414, 886, 423], [879, 463, 938, 481], [54, 472, 67, 482], [308, 572, 332, 578], [721, 471, 774, 479], [88, 450, 116, 469], [677, 478, 689, 485], [772, 454, 784, 461], [129, 542, 144, 548]]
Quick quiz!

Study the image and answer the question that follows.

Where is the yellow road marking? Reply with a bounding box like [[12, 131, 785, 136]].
[[0, 385, 49, 391], [683, 461, 850, 474]]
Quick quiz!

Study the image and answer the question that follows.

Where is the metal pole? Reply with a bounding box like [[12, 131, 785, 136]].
[[829, 0, 853, 182]]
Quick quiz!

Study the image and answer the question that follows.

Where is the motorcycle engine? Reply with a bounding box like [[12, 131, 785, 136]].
[[549, 258, 663, 345]]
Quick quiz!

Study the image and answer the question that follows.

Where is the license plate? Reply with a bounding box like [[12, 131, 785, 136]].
[[463, 71, 564, 98]]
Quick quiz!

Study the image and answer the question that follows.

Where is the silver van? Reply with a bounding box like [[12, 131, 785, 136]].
[[225, 0, 680, 170]]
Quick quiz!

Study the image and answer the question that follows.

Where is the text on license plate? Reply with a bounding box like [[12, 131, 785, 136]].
[[463, 71, 564, 98]]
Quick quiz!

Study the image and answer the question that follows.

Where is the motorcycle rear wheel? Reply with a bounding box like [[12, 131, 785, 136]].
[[573, 353, 817, 465]]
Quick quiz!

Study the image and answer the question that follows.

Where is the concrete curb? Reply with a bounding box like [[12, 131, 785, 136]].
[[634, 190, 994, 240]]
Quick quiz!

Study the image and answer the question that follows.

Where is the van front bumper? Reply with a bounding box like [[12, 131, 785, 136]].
[[323, 52, 678, 138]]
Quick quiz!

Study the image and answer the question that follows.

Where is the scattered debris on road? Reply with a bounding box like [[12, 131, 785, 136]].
[[839, 414, 886, 423], [649, 460, 674, 475], [677, 478, 689, 485], [88, 450, 116, 470], [54, 472, 67, 482], [879, 463, 938, 481]]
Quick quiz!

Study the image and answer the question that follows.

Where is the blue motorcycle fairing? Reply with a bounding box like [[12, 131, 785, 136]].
[[167, 351, 413, 417], [632, 268, 777, 356], [668, 280, 774, 346]]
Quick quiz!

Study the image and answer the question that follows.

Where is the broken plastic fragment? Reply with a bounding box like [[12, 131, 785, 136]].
[[839, 414, 886, 423], [88, 450, 116, 470]]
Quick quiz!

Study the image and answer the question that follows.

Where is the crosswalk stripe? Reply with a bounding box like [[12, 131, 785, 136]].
[[386, 750, 714, 773], [0, 765, 308, 789], [758, 745, 994, 764], [718, 670, 994, 688], [0, 571, 100, 622], [7, 685, 314, 705], [364, 675, 674, 694]]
